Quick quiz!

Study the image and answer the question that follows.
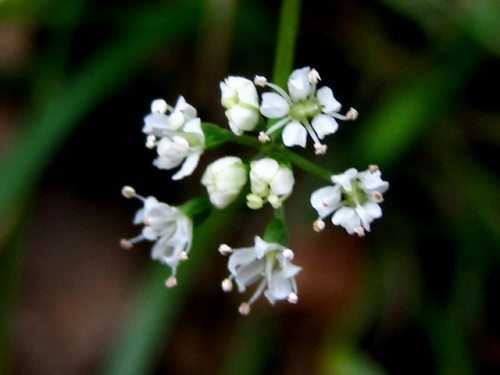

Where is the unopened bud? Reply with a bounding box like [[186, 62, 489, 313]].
[[151, 99, 167, 113]]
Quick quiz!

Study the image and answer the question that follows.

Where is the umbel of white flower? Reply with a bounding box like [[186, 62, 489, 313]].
[[201, 156, 248, 209], [219, 236, 302, 315], [246, 158, 294, 209], [255, 66, 358, 155], [220, 76, 260, 136], [142, 96, 205, 180], [120, 186, 193, 288], [310, 165, 389, 236]]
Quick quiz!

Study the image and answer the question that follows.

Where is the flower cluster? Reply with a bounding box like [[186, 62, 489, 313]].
[[121, 66, 389, 314]]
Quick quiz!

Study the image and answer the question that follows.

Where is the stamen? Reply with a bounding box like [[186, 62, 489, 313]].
[[165, 275, 177, 288], [121, 186, 136, 198], [218, 244, 233, 255], [302, 118, 322, 147], [372, 191, 383, 202], [308, 69, 321, 84], [238, 302, 251, 315], [258, 131, 271, 143], [368, 164, 379, 173], [253, 75, 267, 87], [178, 251, 189, 261], [354, 226, 365, 237], [222, 278, 233, 292], [314, 143, 327, 155], [283, 248, 294, 261], [322, 197, 331, 206], [313, 219, 325, 232], [287, 292, 299, 304], [346, 107, 358, 120], [144, 217, 153, 226], [120, 239, 134, 250]]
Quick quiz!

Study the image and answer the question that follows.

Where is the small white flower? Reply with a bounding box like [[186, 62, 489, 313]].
[[246, 158, 294, 209], [310, 166, 389, 236], [201, 156, 248, 209], [120, 187, 193, 283], [222, 236, 302, 313], [258, 67, 357, 153], [143, 97, 204, 180], [220, 76, 260, 135]]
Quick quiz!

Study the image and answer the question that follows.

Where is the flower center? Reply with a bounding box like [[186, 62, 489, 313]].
[[289, 99, 321, 121]]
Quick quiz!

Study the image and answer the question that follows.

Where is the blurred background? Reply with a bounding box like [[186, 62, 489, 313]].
[[0, 0, 499, 374]]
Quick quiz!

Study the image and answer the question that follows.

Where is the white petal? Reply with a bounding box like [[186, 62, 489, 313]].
[[316, 86, 341, 113], [251, 158, 279, 181], [311, 114, 339, 139], [310, 185, 342, 218], [260, 92, 289, 118], [332, 207, 361, 234], [172, 153, 200, 180], [282, 122, 307, 147], [270, 167, 294, 196], [227, 106, 259, 135], [287, 67, 311, 101], [331, 168, 358, 191]]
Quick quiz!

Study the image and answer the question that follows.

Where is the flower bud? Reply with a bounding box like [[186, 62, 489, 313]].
[[201, 156, 248, 209]]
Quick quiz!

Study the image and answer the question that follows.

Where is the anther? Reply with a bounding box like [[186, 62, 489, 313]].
[[218, 244, 233, 255], [287, 292, 299, 304], [308, 69, 321, 84], [121, 186, 136, 199], [258, 131, 271, 143], [372, 191, 383, 202], [254, 75, 267, 87], [120, 239, 134, 250], [178, 251, 188, 261], [282, 248, 294, 261], [165, 275, 177, 288], [238, 302, 251, 315], [222, 278, 233, 292], [313, 219, 325, 232], [144, 217, 153, 226], [354, 226, 365, 237], [314, 143, 327, 155], [346, 108, 359, 120], [368, 164, 379, 173]]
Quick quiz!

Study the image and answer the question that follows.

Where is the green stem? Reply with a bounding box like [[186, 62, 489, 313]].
[[272, 0, 301, 86], [280, 148, 332, 181]]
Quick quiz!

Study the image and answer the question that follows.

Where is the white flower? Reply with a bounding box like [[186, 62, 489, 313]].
[[201, 156, 248, 209], [257, 67, 358, 154], [220, 236, 302, 314], [246, 158, 294, 209], [120, 186, 193, 286], [310, 165, 389, 236], [143, 96, 205, 180], [220, 76, 260, 135]]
